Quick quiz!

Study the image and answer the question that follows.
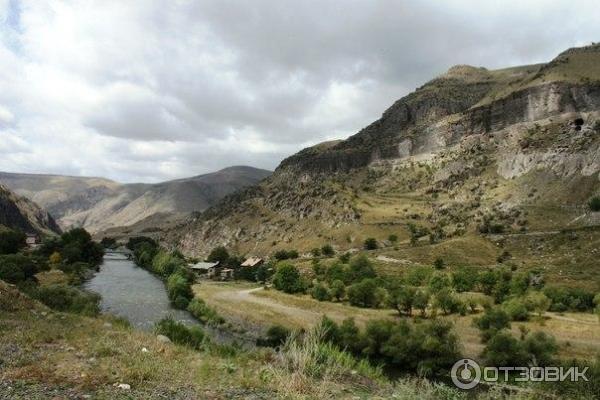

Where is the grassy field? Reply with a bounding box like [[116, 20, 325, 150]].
[[194, 281, 600, 362]]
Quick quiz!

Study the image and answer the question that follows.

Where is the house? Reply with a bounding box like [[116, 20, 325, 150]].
[[241, 257, 264, 268], [189, 261, 220, 278], [220, 268, 234, 281], [25, 233, 41, 248]]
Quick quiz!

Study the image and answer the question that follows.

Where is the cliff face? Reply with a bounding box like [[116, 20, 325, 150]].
[[0, 184, 61, 235], [168, 45, 600, 257]]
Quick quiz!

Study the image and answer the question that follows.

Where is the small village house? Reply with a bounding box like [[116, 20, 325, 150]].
[[241, 257, 264, 268], [25, 233, 41, 248], [188, 261, 220, 279]]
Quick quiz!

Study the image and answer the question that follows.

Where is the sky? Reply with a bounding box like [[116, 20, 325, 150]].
[[1, 1, 599, 183]]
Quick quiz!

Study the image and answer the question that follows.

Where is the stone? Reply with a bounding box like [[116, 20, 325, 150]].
[[156, 335, 171, 343], [117, 383, 131, 391]]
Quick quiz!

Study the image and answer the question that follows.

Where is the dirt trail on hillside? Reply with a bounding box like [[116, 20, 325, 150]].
[[213, 287, 324, 324]]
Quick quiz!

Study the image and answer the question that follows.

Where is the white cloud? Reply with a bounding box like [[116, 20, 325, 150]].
[[0, 0, 600, 182]]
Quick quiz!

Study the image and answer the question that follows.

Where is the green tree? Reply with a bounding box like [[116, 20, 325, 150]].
[[310, 282, 332, 301], [347, 255, 376, 283], [347, 279, 378, 307], [413, 290, 430, 317], [482, 330, 527, 367], [474, 306, 511, 342], [0, 254, 39, 283], [388, 285, 417, 316], [523, 291, 551, 317], [272, 263, 303, 294], [451, 267, 477, 292], [207, 246, 229, 264], [330, 279, 346, 301], [0, 229, 26, 254], [428, 272, 451, 292]]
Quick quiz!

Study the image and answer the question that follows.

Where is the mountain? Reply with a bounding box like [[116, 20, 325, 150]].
[[168, 44, 600, 264], [0, 184, 61, 235], [0, 166, 271, 233]]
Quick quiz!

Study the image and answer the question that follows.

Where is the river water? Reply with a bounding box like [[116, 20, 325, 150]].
[[84, 252, 197, 331]]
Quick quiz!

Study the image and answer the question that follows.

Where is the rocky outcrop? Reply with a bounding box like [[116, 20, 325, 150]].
[[0, 184, 61, 234]]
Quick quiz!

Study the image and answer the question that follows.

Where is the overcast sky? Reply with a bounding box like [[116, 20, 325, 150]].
[[1, 1, 599, 183]]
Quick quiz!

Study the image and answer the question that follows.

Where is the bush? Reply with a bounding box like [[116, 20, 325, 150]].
[[451, 267, 477, 292], [330, 279, 345, 301], [310, 247, 321, 257], [310, 282, 332, 301], [155, 316, 205, 349], [256, 324, 290, 348], [363, 238, 378, 250], [187, 298, 225, 326], [428, 272, 451, 292], [588, 196, 600, 212], [388, 234, 398, 244], [543, 286, 595, 312], [0, 229, 26, 254], [347, 255, 376, 283], [273, 249, 299, 261], [482, 330, 527, 366], [325, 262, 347, 284], [207, 246, 229, 264], [433, 288, 464, 315], [321, 244, 335, 257], [406, 266, 433, 286], [99, 237, 117, 249], [474, 307, 510, 342], [32, 284, 100, 316], [433, 257, 445, 270], [503, 298, 529, 321], [388, 285, 417, 316], [166, 273, 193, 309], [523, 291, 551, 317], [0, 254, 40, 283], [273, 263, 304, 293], [347, 279, 379, 307]]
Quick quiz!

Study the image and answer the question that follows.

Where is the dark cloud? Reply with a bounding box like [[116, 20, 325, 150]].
[[1, 0, 599, 182]]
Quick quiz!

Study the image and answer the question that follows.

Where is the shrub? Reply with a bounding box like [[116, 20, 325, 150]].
[[433, 257, 445, 270], [588, 196, 600, 212], [478, 270, 499, 295], [310, 283, 332, 301], [0, 229, 26, 254], [413, 290, 430, 316], [523, 291, 551, 317], [330, 280, 345, 301], [155, 316, 205, 349], [207, 246, 230, 264], [451, 267, 477, 292], [433, 288, 463, 315], [310, 247, 321, 257], [32, 284, 100, 316], [503, 298, 529, 321], [0, 254, 39, 283], [257, 324, 291, 348], [388, 285, 417, 316], [321, 244, 335, 257], [166, 273, 193, 309], [363, 238, 378, 250], [428, 272, 451, 292], [388, 234, 398, 244], [347, 255, 376, 283], [325, 262, 347, 284], [187, 298, 225, 326], [338, 252, 351, 264], [273, 249, 299, 261], [482, 330, 527, 366], [543, 286, 595, 312], [99, 237, 117, 249], [474, 307, 511, 342], [347, 279, 378, 307], [273, 263, 304, 293], [406, 266, 433, 286]]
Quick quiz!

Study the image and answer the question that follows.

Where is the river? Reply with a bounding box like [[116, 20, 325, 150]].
[[84, 252, 254, 347], [83, 252, 198, 330]]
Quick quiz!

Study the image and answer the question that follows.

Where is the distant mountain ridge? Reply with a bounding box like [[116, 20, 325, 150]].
[[0, 184, 61, 235], [0, 166, 271, 233]]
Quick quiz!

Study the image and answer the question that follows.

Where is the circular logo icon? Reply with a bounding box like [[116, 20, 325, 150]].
[[451, 358, 481, 390]]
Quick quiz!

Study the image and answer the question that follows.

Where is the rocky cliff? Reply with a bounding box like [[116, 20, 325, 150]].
[[167, 44, 600, 258], [0, 184, 61, 235]]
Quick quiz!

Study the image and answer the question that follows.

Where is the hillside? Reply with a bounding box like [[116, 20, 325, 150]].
[[0, 166, 271, 233], [169, 44, 600, 287], [0, 184, 61, 235]]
